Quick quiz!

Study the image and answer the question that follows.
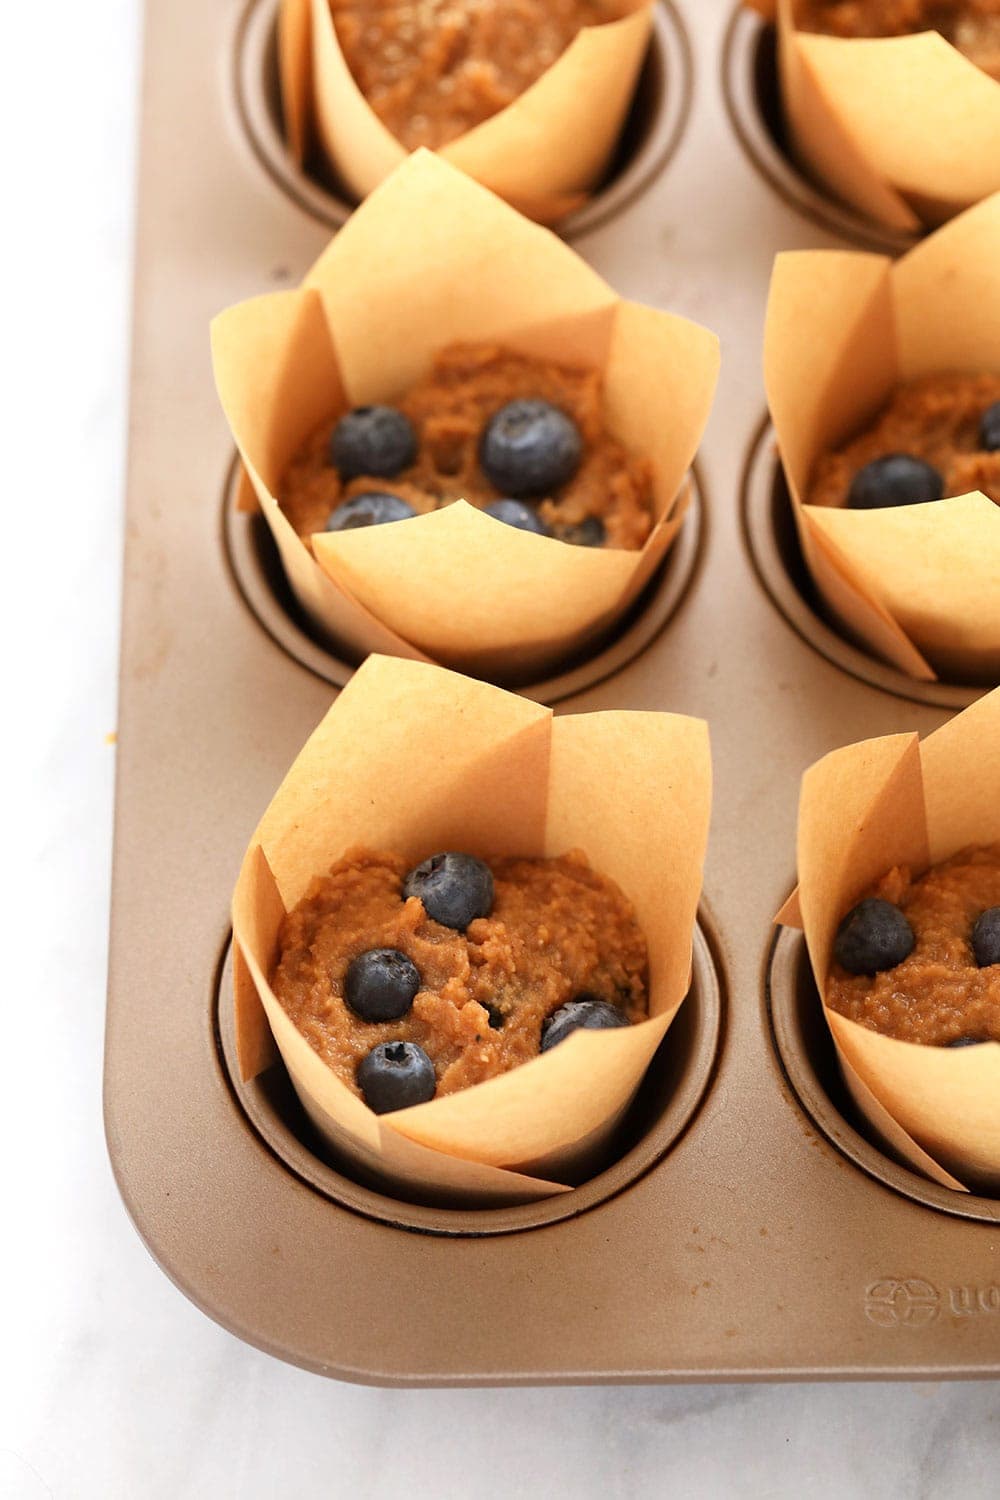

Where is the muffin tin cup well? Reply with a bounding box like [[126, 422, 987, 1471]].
[[222, 458, 707, 704], [720, 7, 917, 255], [233, 0, 694, 240], [767, 925, 1000, 1226], [215, 920, 724, 1236], [740, 419, 985, 710]]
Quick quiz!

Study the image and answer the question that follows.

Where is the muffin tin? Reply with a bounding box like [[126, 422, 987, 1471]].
[[105, 0, 1000, 1382]]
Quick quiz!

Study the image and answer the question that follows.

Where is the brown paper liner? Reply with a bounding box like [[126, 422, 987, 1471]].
[[784, 688, 1000, 1194], [280, 0, 654, 224], [764, 192, 1000, 684], [232, 654, 711, 1207], [750, 0, 1000, 230], [212, 151, 719, 682]]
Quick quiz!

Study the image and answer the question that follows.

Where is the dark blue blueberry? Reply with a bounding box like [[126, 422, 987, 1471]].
[[560, 516, 606, 548], [944, 1034, 988, 1048], [979, 402, 1000, 452], [403, 852, 494, 931], [357, 1042, 436, 1114], [325, 492, 416, 532], [971, 906, 1000, 968], [344, 948, 421, 1023], [330, 405, 417, 481], [485, 1003, 505, 1030], [847, 454, 944, 510], [540, 996, 630, 1052], [479, 400, 583, 497], [484, 498, 549, 535], [833, 897, 915, 976]]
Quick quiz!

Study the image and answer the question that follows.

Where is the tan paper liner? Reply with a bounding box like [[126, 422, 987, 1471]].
[[211, 150, 720, 683], [278, 0, 654, 224], [232, 654, 711, 1207], [747, 0, 1000, 230], [782, 687, 1000, 1194], [764, 191, 1000, 684]]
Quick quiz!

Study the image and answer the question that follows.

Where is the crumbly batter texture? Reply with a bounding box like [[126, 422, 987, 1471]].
[[330, 0, 616, 151], [796, 0, 1000, 78], [808, 372, 1000, 508], [827, 845, 1000, 1044], [271, 847, 649, 1098], [281, 343, 656, 550]]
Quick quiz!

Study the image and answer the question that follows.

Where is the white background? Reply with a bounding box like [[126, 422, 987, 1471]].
[[2, 3, 998, 1496]]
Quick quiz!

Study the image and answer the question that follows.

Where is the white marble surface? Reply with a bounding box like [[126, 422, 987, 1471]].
[[3, 3, 998, 1496]]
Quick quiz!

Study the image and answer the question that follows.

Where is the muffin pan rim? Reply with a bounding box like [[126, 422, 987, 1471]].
[[766, 924, 1000, 1226], [720, 5, 919, 257], [213, 917, 726, 1237], [232, 0, 694, 243], [740, 415, 987, 711], [221, 455, 708, 705]]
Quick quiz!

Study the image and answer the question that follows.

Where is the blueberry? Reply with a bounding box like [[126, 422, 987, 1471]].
[[357, 1041, 436, 1114], [403, 852, 494, 931], [485, 1003, 505, 1030], [833, 897, 915, 975], [972, 906, 1000, 968], [540, 996, 630, 1052], [484, 498, 549, 535], [479, 400, 583, 497], [325, 492, 416, 531], [560, 516, 606, 548], [344, 948, 421, 1022], [979, 402, 1000, 452], [847, 454, 944, 510], [945, 1034, 988, 1048], [330, 406, 417, 481]]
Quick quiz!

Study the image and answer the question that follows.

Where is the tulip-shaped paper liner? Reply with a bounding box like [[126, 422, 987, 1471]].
[[746, 0, 1000, 231], [212, 151, 719, 683], [278, 0, 654, 223], [783, 686, 1000, 1194], [764, 193, 1000, 684], [232, 655, 711, 1207]]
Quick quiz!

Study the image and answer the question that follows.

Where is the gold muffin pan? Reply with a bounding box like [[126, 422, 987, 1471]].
[[106, 0, 1000, 1382]]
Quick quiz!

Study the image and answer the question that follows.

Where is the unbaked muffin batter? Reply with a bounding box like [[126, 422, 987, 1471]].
[[828, 845, 1000, 1045], [272, 847, 648, 1099], [808, 373, 1000, 509], [331, 0, 618, 150], [282, 343, 656, 550]]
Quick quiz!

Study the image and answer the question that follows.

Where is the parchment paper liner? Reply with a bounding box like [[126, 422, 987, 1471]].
[[781, 687, 1000, 1195], [278, 0, 654, 224], [232, 654, 711, 1207], [746, 0, 1000, 230], [764, 192, 1000, 684], [212, 151, 720, 683]]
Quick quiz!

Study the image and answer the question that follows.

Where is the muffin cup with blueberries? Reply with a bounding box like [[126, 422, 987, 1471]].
[[212, 151, 719, 684], [764, 192, 1000, 684], [746, 0, 1000, 230], [232, 654, 711, 1207], [279, 0, 654, 224], [783, 686, 1000, 1194]]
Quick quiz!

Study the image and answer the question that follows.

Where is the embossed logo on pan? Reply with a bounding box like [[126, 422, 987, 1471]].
[[864, 1278, 1000, 1325], [863, 1279, 940, 1328], [949, 1285, 1000, 1317]]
